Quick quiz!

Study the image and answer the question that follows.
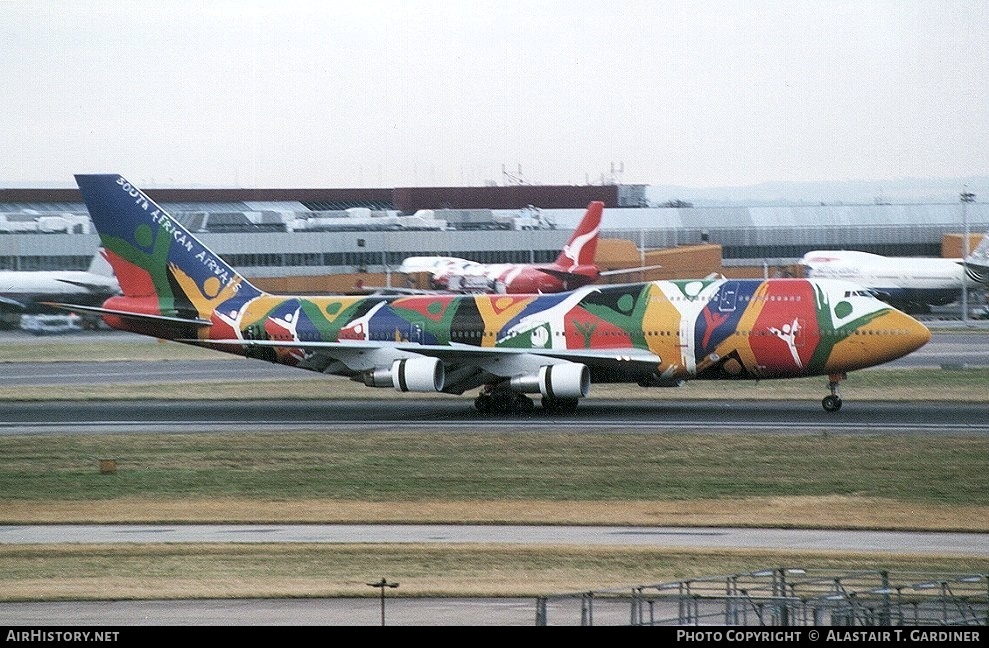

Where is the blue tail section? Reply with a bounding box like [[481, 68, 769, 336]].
[[74, 174, 262, 317]]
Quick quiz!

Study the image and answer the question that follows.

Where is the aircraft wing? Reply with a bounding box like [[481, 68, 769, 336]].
[[183, 337, 662, 395]]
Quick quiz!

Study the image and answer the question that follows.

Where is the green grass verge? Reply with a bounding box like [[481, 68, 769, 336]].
[[1, 432, 986, 506]]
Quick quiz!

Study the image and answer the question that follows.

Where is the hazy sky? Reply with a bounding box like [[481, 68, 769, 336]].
[[2, 0, 987, 189]]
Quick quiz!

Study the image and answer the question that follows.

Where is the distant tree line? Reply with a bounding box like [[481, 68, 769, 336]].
[[656, 199, 694, 208]]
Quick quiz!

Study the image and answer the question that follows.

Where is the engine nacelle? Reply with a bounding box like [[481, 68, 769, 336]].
[[363, 357, 445, 393], [509, 363, 590, 399]]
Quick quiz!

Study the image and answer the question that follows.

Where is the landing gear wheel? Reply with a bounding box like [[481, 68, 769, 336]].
[[822, 372, 846, 413], [474, 394, 494, 414], [514, 393, 535, 414], [475, 391, 534, 415], [822, 395, 842, 412]]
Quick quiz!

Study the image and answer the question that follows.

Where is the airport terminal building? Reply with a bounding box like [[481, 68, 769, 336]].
[[1, 183, 986, 286]]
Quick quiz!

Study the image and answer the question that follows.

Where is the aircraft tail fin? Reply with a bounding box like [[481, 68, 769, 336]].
[[74, 174, 264, 320], [964, 230, 989, 283], [552, 201, 604, 270]]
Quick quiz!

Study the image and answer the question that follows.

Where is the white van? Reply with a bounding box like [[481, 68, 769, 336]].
[[19, 313, 83, 335]]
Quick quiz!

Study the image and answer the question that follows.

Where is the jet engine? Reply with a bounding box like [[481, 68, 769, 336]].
[[363, 357, 445, 392], [509, 363, 590, 399]]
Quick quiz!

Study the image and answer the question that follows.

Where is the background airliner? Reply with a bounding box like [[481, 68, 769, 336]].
[[799, 235, 989, 314], [0, 252, 120, 317], [54, 174, 930, 414], [396, 201, 660, 294]]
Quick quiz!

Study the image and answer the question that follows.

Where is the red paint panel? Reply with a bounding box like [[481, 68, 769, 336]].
[[748, 281, 822, 374], [564, 308, 632, 348], [103, 249, 156, 298]]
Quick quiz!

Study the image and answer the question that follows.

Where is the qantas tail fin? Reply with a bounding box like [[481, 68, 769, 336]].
[[552, 201, 603, 270], [74, 174, 263, 322]]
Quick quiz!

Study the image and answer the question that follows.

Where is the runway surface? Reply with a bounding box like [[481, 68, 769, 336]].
[[2, 523, 984, 554], [2, 398, 987, 436]]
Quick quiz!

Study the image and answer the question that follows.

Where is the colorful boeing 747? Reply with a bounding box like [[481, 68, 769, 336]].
[[55, 174, 931, 413]]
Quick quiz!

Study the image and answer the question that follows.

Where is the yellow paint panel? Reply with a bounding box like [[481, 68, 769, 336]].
[[825, 310, 931, 372], [641, 285, 687, 377], [725, 282, 769, 372], [473, 295, 539, 346]]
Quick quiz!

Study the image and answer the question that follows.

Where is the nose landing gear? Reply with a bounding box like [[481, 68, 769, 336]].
[[823, 372, 845, 412]]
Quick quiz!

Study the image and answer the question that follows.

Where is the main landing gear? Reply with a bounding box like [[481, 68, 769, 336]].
[[474, 389, 534, 414], [822, 372, 845, 412], [473, 386, 580, 415]]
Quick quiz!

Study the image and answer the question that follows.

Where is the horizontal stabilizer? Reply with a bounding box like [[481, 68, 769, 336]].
[[533, 267, 595, 281], [535, 264, 663, 282], [40, 302, 212, 327], [0, 295, 26, 309], [54, 278, 117, 292], [599, 264, 664, 277]]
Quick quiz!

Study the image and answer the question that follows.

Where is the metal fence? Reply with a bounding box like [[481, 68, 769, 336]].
[[535, 569, 988, 626]]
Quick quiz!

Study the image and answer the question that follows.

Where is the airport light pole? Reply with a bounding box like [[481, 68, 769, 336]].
[[961, 190, 975, 323], [383, 231, 392, 289], [367, 577, 399, 626]]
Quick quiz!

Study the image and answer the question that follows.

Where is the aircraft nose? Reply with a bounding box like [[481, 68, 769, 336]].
[[878, 309, 932, 363], [824, 307, 931, 372], [900, 310, 931, 353]]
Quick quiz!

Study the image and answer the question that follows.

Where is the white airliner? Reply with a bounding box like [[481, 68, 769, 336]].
[[0, 252, 120, 314], [799, 234, 989, 314], [395, 202, 661, 294]]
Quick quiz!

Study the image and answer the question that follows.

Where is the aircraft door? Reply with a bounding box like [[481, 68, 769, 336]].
[[409, 321, 425, 344], [717, 282, 739, 312]]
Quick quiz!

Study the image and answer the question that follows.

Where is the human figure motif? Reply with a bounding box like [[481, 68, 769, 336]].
[[169, 262, 243, 340], [769, 317, 803, 368], [264, 305, 307, 364]]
